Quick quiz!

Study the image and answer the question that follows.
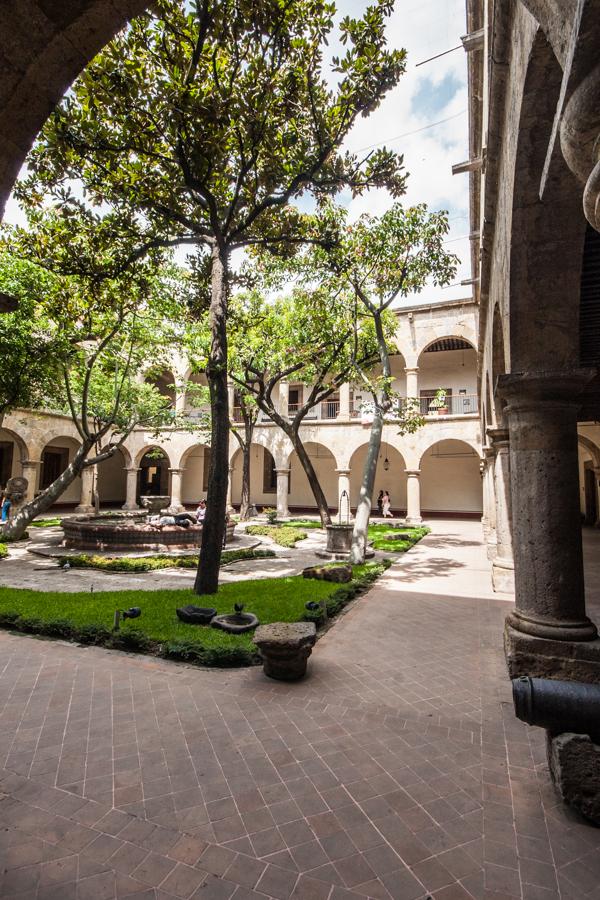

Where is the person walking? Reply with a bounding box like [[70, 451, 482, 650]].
[[382, 490, 393, 518], [376, 490, 384, 517]]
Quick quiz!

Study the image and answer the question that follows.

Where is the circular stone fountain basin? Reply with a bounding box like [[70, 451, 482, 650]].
[[211, 612, 259, 634], [61, 515, 235, 552]]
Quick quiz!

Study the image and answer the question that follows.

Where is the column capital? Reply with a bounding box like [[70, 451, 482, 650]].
[[405, 469, 421, 477], [168, 467, 184, 475], [125, 466, 140, 473], [275, 468, 291, 476], [486, 426, 509, 449], [21, 459, 41, 468], [482, 444, 495, 459], [404, 366, 419, 374], [335, 468, 351, 476], [498, 369, 596, 407]]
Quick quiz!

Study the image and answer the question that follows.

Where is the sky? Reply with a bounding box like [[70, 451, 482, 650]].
[[3, 0, 471, 305]]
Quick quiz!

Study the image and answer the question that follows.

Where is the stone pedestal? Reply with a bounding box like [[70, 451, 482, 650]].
[[405, 469, 422, 524], [505, 624, 600, 682], [499, 371, 597, 644], [547, 732, 600, 825], [253, 622, 317, 681]]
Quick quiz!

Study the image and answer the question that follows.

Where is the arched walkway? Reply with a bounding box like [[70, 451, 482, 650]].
[[136, 447, 170, 499], [145, 368, 176, 408], [419, 439, 482, 516], [417, 337, 478, 417], [0, 427, 29, 488], [40, 436, 82, 505], [349, 442, 406, 515], [287, 442, 338, 512], [230, 444, 281, 510], [96, 447, 128, 508], [181, 444, 211, 505]]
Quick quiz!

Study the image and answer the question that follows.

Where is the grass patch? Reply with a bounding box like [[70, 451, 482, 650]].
[[368, 523, 430, 552], [245, 525, 308, 548], [30, 518, 62, 528], [285, 519, 323, 529], [0, 561, 390, 666], [57, 548, 276, 573], [0, 543, 7, 559]]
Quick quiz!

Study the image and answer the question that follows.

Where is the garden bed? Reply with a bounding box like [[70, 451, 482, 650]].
[[368, 524, 430, 552], [56, 548, 276, 573], [245, 524, 308, 548], [0, 561, 390, 667]]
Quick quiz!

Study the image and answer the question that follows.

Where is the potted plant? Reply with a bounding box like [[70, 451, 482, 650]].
[[428, 388, 449, 416]]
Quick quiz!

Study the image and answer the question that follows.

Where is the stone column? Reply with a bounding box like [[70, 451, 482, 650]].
[[499, 371, 598, 667], [594, 467, 600, 528], [227, 381, 235, 419], [75, 466, 95, 514], [275, 468, 290, 519], [482, 445, 497, 559], [122, 467, 140, 511], [336, 469, 351, 521], [227, 465, 235, 514], [279, 381, 289, 418], [21, 460, 40, 502], [338, 384, 351, 421], [405, 470, 422, 524], [405, 366, 419, 399], [168, 468, 185, 511], [487, 428, 514, 592]]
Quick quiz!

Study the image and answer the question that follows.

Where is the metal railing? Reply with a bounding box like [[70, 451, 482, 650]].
[[420, 393, 479, 416], [289, 400, 340, 420]]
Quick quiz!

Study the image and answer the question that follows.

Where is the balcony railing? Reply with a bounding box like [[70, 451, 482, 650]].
[[420, 393, 479, 416], [290, 400, 340, 420]]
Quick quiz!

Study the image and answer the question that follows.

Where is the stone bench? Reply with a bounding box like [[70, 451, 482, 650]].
[[253, 622, 317, 681]]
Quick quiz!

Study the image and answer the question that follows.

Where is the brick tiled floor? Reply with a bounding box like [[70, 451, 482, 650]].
[[0, 520, 599, 900]]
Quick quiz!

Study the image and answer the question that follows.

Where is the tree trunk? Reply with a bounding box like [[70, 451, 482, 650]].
[[350, 310, 391, 563], [350, 407, 383, 563], [290, 431, 332, 526], [239, 416, 254, 520], [195, 244, 230, 595], [1, 439, 94, 540]]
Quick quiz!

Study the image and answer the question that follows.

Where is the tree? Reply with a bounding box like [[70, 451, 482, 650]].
[[312, 203, 459, 561], [21, 0, 407, 593], [0, 213, 189, 540], [231, 286, 381, 525], [0, 256, 67, 429]]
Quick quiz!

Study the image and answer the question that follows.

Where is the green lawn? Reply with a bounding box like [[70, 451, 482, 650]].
[[367, 523, 430, 552], [0, 561, 388, 666], [245, 524, 308, 547]]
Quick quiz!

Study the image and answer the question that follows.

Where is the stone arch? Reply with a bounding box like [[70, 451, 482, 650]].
[[135, 445, 171, 498], [180, 443, 211, 505], [509, 28, 587, 373], [39, 435, 83, 505], [96, 446, 128, 507], [578, 435, 600, 524], [184, 371, 209, 413], [348, 442, 407, 514], [419, 439, 483, 516], [416, 336, 478, 416], [0, 1, 150, 218], [578, 434, 600, 468], [145, 367, 176, 407], [285, 442, 339, 512], [230, 443, 282, 510], [0, 427, 31, 490]]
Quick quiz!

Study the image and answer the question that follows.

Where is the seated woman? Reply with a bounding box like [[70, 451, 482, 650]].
[[195, 500, 207, 523]]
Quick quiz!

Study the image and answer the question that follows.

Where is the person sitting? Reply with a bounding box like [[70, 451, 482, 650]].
[[195, 500, 207, 523]]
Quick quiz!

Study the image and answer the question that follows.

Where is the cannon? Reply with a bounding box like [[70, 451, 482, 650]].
[[512, 676, 600, 743]]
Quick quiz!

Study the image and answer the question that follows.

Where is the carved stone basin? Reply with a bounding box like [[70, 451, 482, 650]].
[[212, 612, 259, 634]]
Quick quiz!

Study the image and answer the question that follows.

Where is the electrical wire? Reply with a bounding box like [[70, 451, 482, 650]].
[[353, 110, 467, 153]]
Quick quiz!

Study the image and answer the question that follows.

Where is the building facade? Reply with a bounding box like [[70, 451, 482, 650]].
[[0, 298, 483, 521]]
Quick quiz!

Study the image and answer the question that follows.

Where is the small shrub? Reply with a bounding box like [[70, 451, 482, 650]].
[[246, 525, 307, 548], [58, 548, 277, 573], [0, 543, 7, 559], [262, 507, 277, 524]]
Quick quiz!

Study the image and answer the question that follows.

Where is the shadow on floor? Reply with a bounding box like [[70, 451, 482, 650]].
[[420, 536, 482, 549], [394, 555, 466, 581]]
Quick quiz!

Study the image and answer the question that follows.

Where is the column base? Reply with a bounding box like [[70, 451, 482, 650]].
[[166, 504, 185, 514], [122, 502, 140, 511], [74, 504, 95, 515], [492, 555, 514, 592], [405, 516, 422, 525], [505, 623, 600, 682]]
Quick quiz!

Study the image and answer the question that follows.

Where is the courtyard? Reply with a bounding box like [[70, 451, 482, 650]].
[[0, 522, 599, 900]]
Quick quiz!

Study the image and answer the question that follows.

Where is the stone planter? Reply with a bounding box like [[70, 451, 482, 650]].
[[253, 622, 317, 681], [212, 612, 259, 634], [140, 495, 171, 513]]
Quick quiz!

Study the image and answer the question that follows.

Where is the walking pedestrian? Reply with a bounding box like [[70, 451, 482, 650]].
[[382, 490, 392, 518]]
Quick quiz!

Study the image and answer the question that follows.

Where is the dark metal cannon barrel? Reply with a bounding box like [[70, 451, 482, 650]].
[[512, 676, 600, 743]]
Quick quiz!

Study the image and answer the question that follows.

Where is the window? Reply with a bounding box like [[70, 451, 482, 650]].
[[262, 450, 277, 493], [202, 447, 212, 492], [40, 447, 69, 489], [288, 385, 303, 412]]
